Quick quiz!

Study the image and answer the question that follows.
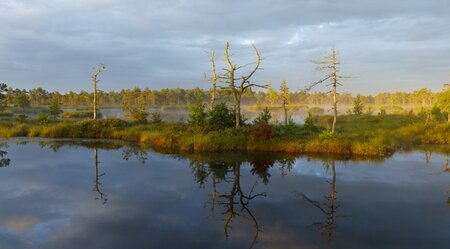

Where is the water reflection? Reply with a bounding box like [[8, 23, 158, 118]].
[[122, 147, 148, 164], [187, 153, 299, 248], [93, 148, 108, 205], [19, 139, 150, 205], [219, 162, 264, 248], [296, 159, 341, 245], [0, 139, 449, 249], [0, 143, 10, 167], [189, 158, 266, 248]]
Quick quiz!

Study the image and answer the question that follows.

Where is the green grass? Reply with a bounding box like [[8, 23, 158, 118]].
[[0, 115, 449, 156]]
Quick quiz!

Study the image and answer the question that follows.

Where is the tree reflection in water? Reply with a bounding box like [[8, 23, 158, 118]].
[[122, 147, 148, 164], [0, 143, 10, 167], [93, 148, 108, 205], [220, 162, 266, 248], [33, 140, 150, 205], [296, 159, 341, 245], [188, 152, 297, 248]]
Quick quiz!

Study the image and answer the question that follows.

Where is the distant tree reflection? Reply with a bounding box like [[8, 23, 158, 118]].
[[122, 147, 148, 164], [0, 143, 10, 167], [93, 148, 108, 205], [279, 158, 296, 177], [296, 159, 342, 245]]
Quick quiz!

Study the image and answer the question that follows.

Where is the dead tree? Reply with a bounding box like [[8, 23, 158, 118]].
[[92, 64, 105, 120], [206, 51, 218, 111], [307, 49, 346, 133], [222, 42, 266, 128]]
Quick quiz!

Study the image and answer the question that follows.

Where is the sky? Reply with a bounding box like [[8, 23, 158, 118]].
[[0, 0, 449, 94]]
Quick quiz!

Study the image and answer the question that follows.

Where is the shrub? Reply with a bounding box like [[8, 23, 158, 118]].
[[188, 103, 207, 126], [14, 114, 27, 123], [254, 107, 271, 124], [49, 101, 61, 118], [62, 111, 98, 119], [275, 117, 298, 137], [431, 105, 444, 121], [150, 112, 164, 124], [36, 113, 49, 124], [250, 121, 276, 141], [319, 126, 335, 140], [208, 103, 234, 129], [366, 106, 374, 115], [78, 118, 129, 128], [122, 98, 148, 123], [303, 112, 317, 131], [352, 94, 364, 116]]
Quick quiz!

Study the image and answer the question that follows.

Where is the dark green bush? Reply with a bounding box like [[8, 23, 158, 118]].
[[188, 103, 207, 126], [14, 114, 27, 123], [254, 107, 271, 124], [36, 113, 49, 124], [303, 112, 318, 131], [207, 103, 234, 129]]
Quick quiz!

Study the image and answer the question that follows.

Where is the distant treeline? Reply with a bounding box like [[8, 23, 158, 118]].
[[1, 86, 443, 108]]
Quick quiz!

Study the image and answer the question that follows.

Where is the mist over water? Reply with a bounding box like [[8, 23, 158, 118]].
[[98, 107, 307, 124]]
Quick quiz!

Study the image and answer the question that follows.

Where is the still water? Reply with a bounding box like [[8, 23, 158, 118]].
[[0, 139, 448, 249]]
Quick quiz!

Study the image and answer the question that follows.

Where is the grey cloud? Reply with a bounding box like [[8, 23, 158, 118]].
[[0, 0, 449, 93]]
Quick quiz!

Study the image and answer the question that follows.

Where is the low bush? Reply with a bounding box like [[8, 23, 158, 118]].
[[62, 111, 99, 119], [150, 112, 164, 124], [250, 121, 276, 141], [35, 113, 49, 124], [207, 103, 234, 129], [188, 103, 207, 127], [14, 114, 27, 123], [253, 107, 272, 124]]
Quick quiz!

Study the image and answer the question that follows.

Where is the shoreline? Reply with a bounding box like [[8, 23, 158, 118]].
[[1, 115, 449, 156]]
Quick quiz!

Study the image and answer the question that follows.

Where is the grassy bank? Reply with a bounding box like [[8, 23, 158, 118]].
[[0, 115, 449, 156]]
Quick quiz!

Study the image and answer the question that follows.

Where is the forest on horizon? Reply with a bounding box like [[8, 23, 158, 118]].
[[1, 85, 447, 110]]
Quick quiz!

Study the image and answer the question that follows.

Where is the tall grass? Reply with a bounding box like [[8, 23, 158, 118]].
[[0, 115, 449, 156]]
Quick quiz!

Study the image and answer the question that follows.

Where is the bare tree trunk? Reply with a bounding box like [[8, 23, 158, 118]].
[[283, 102, 287, 125], [93, 80, 97, 120], [210, 86, 216, 111], [332, 84, 337, 133], [331, 50, 338, 134], [92, 64, 105, 121], [208, 51, 217, 111]]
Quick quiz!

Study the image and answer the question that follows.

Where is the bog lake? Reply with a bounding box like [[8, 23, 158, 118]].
[[0, 138, 448, 249]]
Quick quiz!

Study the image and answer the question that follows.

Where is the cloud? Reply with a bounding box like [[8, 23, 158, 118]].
[[0, 0, 449, 93]]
